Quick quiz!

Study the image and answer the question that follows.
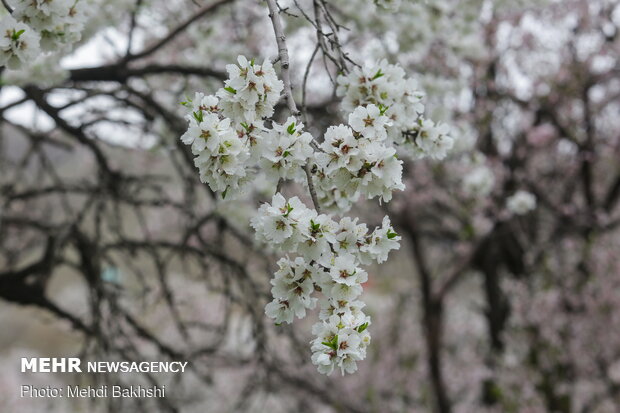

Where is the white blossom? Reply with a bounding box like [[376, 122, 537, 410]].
[[329, 253, 368, 286], [13, 0, 87, 51], [337, 60, 425, 142], [315, 124, 405, 211], [296, 214, 338, 262], [506, 190, 537, 215], [250, 193, 316, 251], [217, 55, 284, 124], [259, 117, 314, 183], [398, 118, 455, 160], [310, 310, 371, 376], [348, 104, 391, 141], [193, 129, 251, 198], [0, 15, 40, 69], [265, 257, 318, 324], [361, 216, 401, 264], [463, 164, 495, 197]]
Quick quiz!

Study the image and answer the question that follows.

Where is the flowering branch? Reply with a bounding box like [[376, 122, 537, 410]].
[[265, 0, 300, 117], [266, 0, 322, 213], [175, 2, 459, 376]]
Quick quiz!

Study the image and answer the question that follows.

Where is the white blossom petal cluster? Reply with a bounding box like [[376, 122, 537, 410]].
[[337, 60, 424, 138], [251, 193, 401, 375], [13, 0, 87, 51], [394, 117, 455, 160], [1, 0, 135, 75], [180, 92, 253, 198], [506, 190, 537, 215], [310, 304, 371, 375], [462, 164, 495, 197], [180, 58, 312, 199], [216, 55, 284, 124], [0, 15, 40, 69], [348, 104, 391, 141], [258, 117, 314, 183], [314, 106, 405, 212], [265, 257, 318, 324], [337, 60, 456, 161]]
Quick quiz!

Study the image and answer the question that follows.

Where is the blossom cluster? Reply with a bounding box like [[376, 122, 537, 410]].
[[1, 0, 87, 69], [181, 93, 252, 196], [506, 190, 536, 215], [179, 56, 286, 198], [217, 55, 284, 124], [314, 106, 405, 211], [336, 60, 455, 161], [180, 55, 450, 375], [258, 117, 314, 184], [0, 15, 39, 69], [252, 194, 400, 374], [14, 0, 86, 50]]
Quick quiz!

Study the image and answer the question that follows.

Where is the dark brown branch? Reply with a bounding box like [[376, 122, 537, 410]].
[[125, 0, 233, 62], [69, 63, 226, 83]]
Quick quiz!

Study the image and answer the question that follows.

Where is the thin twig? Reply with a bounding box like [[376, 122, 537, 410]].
[[301, 43, 320, 124], [266, 0, 322, 213], [265, 0, 300, 117], [1, 0, 13, 13], [304, 163, 322, 214], [126, 0, 233, 62], [125, 0, 144, 57]]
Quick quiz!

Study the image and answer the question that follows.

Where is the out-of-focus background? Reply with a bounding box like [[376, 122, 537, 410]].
[[1, 0, 620, 412]]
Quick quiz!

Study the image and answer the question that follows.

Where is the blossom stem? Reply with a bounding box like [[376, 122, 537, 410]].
[[1, 0, 13, 13], [265, 0, 300, 117], [304, 163, 322, 214], [266, 0, 322, 213]]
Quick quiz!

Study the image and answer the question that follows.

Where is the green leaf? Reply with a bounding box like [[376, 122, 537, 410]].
[[180, 95, 192, 107], [224, 86, 237, 94], [387, 229, 398, 239], [322, 335, 338, 350], [250, 58, 255, 66], [310, 220, 321, 232], [286, 122, 296, 135], [192, 110, 204, 123], [11, 29, 25, 41], [221, 187, 228, 199], [357, 322, 369, 333], [371, 69, 384, 80], [378, 103, 389, 116], [283, 202, 294, 217]]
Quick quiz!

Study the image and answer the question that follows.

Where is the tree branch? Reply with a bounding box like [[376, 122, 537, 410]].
[[126, 0, 233, 62], [69, 63, 226, 83], [265, 0, 300, 117], [266, 0, 323, 213]]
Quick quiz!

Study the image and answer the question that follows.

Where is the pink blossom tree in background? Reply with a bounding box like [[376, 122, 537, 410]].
[[1, 0, 619, 412]]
